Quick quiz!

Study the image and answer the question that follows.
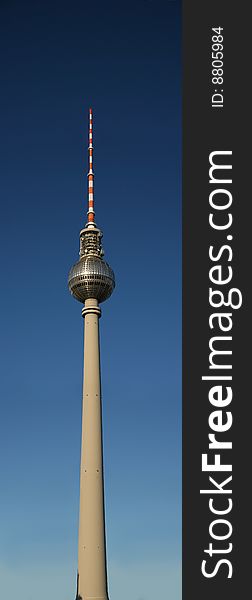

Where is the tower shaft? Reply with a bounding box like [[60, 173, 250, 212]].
[[77, 298, 108, 600]]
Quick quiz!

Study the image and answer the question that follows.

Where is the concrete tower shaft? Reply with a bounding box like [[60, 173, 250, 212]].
[[68, 109, 114, 600], [77, 298, 108, 600]]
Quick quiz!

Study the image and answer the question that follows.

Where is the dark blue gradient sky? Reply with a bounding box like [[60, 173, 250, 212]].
[[0, 1, 181, 598]]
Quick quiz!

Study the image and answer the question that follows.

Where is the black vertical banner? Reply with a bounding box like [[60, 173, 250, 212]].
[[183, 2, 251, 599]]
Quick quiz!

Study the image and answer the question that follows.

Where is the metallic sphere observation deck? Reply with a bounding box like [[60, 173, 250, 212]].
[[68, 226, 115, 304]]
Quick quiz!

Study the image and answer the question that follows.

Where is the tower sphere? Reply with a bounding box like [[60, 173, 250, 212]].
[[68, 254, 115, 304]]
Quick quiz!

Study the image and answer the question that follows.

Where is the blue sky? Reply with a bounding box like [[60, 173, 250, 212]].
[[0, 1, 181, 598]]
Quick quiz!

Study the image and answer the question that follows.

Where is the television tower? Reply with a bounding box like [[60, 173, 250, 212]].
[[68, 108, 115, 600]]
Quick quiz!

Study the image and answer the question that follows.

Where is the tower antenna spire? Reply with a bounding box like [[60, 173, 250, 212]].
[[87, 107, 95, 227]]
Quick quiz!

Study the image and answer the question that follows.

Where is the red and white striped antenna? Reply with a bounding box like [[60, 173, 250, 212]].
[[87, 107, 95, 226]]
